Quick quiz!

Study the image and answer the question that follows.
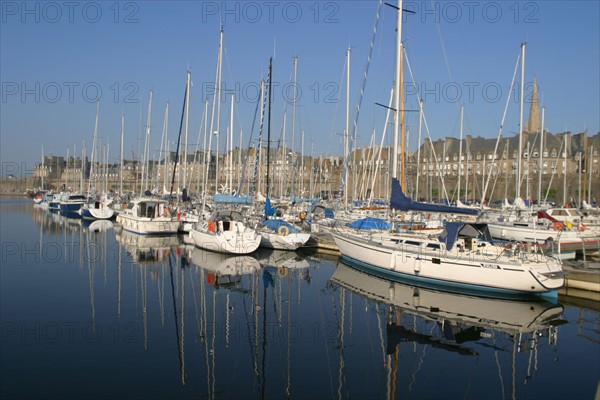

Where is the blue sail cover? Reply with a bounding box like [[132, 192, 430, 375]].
[[214, 194, 252, 204], [348, 217, 390, 230], [264, 218, 299, 233], [390, 178, 479, 215], [264, 198, 276, 217], [439, 222, 493, 251]]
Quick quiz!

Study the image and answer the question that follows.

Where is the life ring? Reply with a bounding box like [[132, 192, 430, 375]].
[[565, 221, 573, 230], [298, 211, 306, 221], [277, 266, 288, 278], [577, 223, 586, 232], [277, 225, 290, 236], [208, 221, 216, 233], [553, 221, 564, 231]]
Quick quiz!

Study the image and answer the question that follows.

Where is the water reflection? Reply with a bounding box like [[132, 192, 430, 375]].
[[329, 263, 565, 399], [14, 200, 598, 399]]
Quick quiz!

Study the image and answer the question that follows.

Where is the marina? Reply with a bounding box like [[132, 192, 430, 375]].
[[1, 198, 599, 399], [2, 1, 600, 399]]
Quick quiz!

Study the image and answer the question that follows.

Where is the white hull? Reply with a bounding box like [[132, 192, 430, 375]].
[[331, 230, 564, 296], [80, 204, 115, 220], [116, 214, 179, 235], [487, 223, 600, 254], [259, 231, 311, 250], [190, 221, 261, 255]]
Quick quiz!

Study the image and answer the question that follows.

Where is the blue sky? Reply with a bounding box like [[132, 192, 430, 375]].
[[1, 0, 599, 174]]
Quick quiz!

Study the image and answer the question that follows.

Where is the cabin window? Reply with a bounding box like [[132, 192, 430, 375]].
[[432, 258, 441, 264], [404, 240, 421, 247], [426, 243, 440, 250]]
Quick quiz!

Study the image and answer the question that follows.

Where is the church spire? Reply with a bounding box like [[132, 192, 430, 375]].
[[526, 78, 540, 133]]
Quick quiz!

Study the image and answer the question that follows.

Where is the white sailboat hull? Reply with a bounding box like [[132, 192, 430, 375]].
[[116, 214, 179, 235], [332, 231, 564, 296], [259, 231, 311, 250], [487, 223, 600, 255], [189, 222, 261, 255]]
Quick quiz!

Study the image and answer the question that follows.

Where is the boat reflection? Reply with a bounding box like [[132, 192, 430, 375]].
[[183, 245, 261, 290], [330, 263, 564, 337], [329, 263, 565, 397], [116, 229, 181, 264]]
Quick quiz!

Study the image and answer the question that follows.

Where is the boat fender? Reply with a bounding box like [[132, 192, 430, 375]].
[[553, 221, 564, 231], [565, 221, 573, 230], [278, 225, 290, 236], [177, 210, 181, 221], [208, 221, 216, 233], [577, 223, 586, 232], [207, 273, 216, 286], [277, 266, 288, 278]]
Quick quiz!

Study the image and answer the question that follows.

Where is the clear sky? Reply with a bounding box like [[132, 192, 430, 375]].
[[1, 0, 599, 175]]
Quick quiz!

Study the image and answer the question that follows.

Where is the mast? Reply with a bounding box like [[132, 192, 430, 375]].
[[215, 27, 224, 194], [41, 145, 44, 191], [563, 133, 568, 206], [301, 130, 305, 196], [588, 144, 593, 205], [392, 0, 403, 180], [516, 42, 526, 199], [229, 93, 234, 193], [266, 57, 273, 198], [344, 47, 350, 210], [120, 114, 124, 196], [183, 70, 191, 193], [458, 105, 464, 202], [537, 106, 544, 204], [88, 102, 100, 195], [170, 72, 190, 203], [291, 55, 298, 198]]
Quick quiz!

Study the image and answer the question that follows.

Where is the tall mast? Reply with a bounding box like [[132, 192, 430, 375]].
[[291, 55, 298, 197], [563, 133, 568, 206], [588, 144, 593, 205], [344, 47, 350, 210], [458, 105, 464, 202], [301, 130, 305, 196], [120, 114, 124, 196], [215, 27, 224, 193], [88, 102, 99, 195], [229, 93, 234, 193], [516, 42, 526, 199], [537, 106, 544, 204], [183, 70, 191, 192], [266, 57, 273, 198], [392, 0, 403, 181]]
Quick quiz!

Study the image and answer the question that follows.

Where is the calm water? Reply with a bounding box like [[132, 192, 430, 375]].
[[1, 198, 599, 400]]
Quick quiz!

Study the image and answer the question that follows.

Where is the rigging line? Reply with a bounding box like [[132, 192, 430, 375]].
[[481, 51, 521, 204], [238, 80, 263, 195], [431, 0, 458, 113], [402, 46, 452, 202], [328, 56, 347, 152], [340, 0, 383, 196]]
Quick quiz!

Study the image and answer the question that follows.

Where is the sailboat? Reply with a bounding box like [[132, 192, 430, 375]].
[[331, 0, 564, 298], [188, 44, 261, 255], [254, 58, 310, 250]]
